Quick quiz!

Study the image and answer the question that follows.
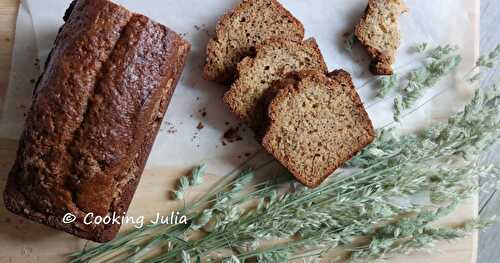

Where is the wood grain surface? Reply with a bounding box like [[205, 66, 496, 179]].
[[0, 0, 18, 114], [477, 1, 500, 263], [0, 0, 497, 262]]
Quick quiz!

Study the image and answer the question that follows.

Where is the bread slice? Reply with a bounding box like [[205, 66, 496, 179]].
[[262, 70, 375, 188], [354, 0, 408, 75], [203, 0, 304, 84], [223, 38, 327, 131]]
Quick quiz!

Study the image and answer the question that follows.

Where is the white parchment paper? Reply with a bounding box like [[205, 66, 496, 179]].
[[0, 0, 479, 175]]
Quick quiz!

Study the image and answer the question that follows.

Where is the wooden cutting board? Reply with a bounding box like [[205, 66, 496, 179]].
[[0, 0, 478, 262]]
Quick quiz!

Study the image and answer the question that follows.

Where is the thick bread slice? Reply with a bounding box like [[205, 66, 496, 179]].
[[354, 0, 408, 75], [203, 0, 304, 84], [262, 70, 375, 188], [224, 38, 327, 131]]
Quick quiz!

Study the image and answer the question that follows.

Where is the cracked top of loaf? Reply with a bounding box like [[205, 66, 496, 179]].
[[3, 0, 190, 242]]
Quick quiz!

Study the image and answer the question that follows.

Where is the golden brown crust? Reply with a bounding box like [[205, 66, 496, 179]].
[[203, 0, 305, 84], [3, 0, 191, 243], [262, 70, 375, 188]]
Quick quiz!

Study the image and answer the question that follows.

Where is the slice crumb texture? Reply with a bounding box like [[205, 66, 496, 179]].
[[203, 0, 304, 84], [224, 38, 327, 131], [262, 70, 375, 188]]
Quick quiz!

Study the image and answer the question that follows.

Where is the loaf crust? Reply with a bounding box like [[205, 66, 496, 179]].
[[3, 0, 190, 243]]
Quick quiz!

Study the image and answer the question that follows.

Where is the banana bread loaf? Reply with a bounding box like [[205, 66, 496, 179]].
[[3, 0, 190, 243]]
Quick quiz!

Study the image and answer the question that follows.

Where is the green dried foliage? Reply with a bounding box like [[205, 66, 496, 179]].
[[172, 164, 207, 200], [395, 45, 462, 121], [414, 43, 429, 53], [190, 164, 207, 186], [374, 44, 462, 121], [477, 44, 500, 68], [468, 44, 500, 82], [345, 32, 356, 53], [377, 74, 400, 98]]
